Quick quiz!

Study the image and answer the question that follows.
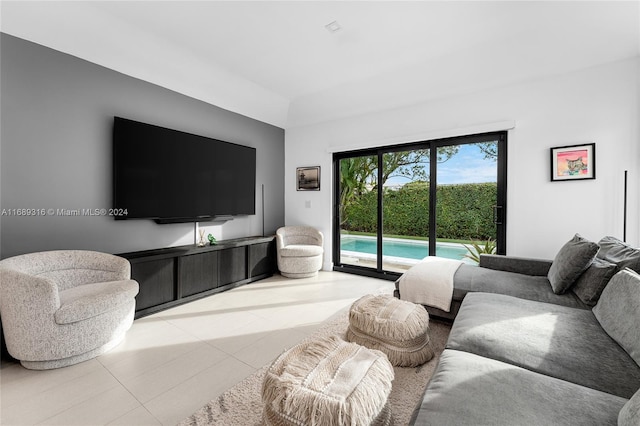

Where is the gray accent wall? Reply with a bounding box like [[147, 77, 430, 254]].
[[0, 34, 285, 259]]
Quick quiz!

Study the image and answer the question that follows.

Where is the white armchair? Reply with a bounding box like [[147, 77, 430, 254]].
[[276, 226, 324, 278], [0, 250, 139, 369]]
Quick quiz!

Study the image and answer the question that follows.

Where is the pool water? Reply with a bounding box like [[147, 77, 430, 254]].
[[340, 237, 468, 261]]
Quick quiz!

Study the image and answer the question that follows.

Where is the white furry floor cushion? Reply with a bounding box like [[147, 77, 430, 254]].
[[346, 294, 434, 367], [262, 334, 394, 426]]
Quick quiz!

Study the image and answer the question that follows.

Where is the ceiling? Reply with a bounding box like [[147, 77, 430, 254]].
[[2, 1, 639, 129]]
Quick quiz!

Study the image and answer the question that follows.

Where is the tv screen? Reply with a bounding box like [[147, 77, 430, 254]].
[[113, 117, 256, 223]]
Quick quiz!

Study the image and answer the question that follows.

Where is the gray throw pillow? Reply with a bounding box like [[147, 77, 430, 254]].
[[593, 268, 640, 367], [571, 257, 617, 306], [619, 387, 640, 426], [597, 236, 640, 274], [547, 234, 599, 294]]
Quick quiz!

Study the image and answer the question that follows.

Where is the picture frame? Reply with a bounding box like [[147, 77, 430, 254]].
[[550, 143, 595, 181], [296, 166, 320, 191]]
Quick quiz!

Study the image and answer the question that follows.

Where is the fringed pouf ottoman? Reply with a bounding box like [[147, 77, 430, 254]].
[[262, 335, 394, 426], [347, 294, 434, 367]]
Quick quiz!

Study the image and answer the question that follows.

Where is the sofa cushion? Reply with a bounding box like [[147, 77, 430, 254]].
[[447, 292, 640, 398], [593, 268, 640, 368], [55, 279, 139, 324], [278, 245, 323, 257], [479, 254, 552, 276], [452, 264, 586, 309], [571, 257, 617, 306], [597, 236, 640, 274], [547, 233, 599, 294], [414, 349, 627, 426], [619, 388, 640, 426]]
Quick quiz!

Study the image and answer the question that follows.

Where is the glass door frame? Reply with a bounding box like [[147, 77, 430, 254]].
[[333, 131, 507, 281]]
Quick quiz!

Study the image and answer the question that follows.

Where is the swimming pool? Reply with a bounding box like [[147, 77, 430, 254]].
[[340, 236, 468, 262]]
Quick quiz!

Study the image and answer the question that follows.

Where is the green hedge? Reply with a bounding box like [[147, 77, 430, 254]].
[[342, 183, 496, 240]]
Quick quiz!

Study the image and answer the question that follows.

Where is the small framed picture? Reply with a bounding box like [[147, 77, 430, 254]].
[[296, 166, 320, 191], [550, 143, 595, 181]]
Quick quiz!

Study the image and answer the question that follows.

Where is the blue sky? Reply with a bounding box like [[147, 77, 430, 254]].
[[385, 144, 497, 186]]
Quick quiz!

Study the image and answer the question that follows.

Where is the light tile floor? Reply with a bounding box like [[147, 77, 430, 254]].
[[0, 272, 394, 426]]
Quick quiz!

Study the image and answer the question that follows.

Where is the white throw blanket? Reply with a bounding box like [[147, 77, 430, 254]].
[[398, 257, 463, 312]]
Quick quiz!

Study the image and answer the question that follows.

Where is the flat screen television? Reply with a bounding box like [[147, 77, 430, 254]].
[[113, 116, 256, 223]]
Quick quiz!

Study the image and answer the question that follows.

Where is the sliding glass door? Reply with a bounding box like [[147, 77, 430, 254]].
[[434, 140, 504, 259], [381, 148, 430, 272], [338, 155, 379, 269], [334, 132, 506, 280]]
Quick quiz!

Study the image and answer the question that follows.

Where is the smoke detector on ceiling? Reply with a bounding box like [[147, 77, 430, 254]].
[[324, 21, 342, 33]]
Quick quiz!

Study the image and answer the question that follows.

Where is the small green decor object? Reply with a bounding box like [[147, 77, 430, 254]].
[[208, 234, 217, 245], [463, 238, 496, 264]]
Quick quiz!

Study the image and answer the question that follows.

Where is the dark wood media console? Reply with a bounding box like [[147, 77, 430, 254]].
[[119, 236, 276, 318]]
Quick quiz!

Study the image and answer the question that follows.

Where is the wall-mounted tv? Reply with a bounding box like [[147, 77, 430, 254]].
[[113, 116, 256, 223]]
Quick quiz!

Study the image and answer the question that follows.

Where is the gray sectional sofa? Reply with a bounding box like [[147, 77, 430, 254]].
[[405, 235, 640, 425], [397, 235, 638, 320]]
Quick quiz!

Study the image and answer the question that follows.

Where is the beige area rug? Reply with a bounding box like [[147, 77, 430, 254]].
[[179, 309, 451, 426]]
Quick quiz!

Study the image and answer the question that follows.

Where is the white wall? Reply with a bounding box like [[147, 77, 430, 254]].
[[285, 57, 640, 267]]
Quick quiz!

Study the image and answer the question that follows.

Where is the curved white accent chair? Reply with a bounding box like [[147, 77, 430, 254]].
[[0, 250, 139, 369], [276, 226, 324, 278]]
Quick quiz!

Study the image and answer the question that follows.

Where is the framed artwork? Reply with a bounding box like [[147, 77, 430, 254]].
[[297, 166, 320, 191], [550, 143, 595, 181]]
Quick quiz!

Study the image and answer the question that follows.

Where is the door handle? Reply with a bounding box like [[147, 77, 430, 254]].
[[493, 205, 503, 225]]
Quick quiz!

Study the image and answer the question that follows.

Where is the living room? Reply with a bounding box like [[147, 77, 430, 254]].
[[1, 1, 639, 425]]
